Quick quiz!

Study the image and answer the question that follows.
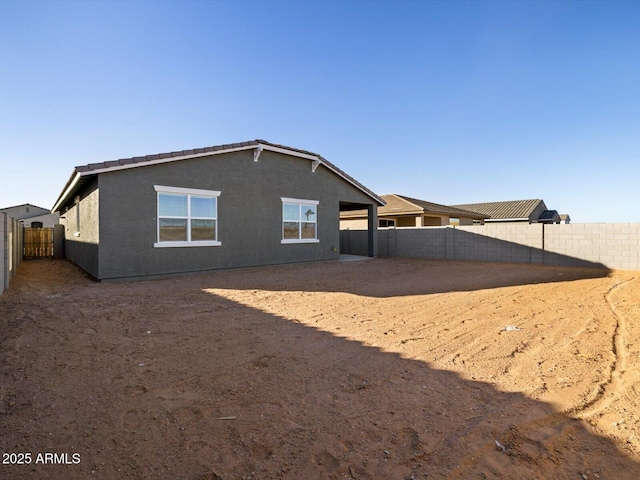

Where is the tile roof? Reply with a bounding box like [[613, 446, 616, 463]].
[[391, 195, 488, 218], [451, 199, 545, 221], [74, 140, 321, 173], [341, 194, 488, 219], [53, 140, 384, 212]]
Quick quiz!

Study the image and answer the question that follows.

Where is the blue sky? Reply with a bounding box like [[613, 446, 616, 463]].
[[1, 0, 639, 222]]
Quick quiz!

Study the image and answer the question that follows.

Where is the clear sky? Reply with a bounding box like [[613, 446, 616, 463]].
[[1, 0, 639, 223]]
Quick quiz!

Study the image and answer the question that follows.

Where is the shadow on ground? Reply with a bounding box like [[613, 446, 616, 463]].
[[0, 259, 636, 479], [195, 256, 611, 298]]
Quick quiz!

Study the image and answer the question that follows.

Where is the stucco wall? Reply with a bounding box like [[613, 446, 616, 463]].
[[21, 212, 59, 228], [341, 223, 640, 271], [61, 179, 100, 278], [95, 149, 377, 280], [341, 218, 369, 230]]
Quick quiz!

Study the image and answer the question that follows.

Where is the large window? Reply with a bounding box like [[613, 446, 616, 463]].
[[281, 197, 319, 244], [154, 186, 221, 247]]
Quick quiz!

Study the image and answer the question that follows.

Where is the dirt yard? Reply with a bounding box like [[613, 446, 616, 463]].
[[1, 258, 639, 479]]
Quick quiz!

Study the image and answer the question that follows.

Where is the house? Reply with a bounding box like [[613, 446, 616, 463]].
[[0, 203, 59, 228], [560, 214, 571, 224], [451, 199, 562, 224], [52, 140, 384, 281], [340, 194, 488, 229]]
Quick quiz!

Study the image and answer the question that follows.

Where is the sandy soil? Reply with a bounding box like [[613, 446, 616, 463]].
[[1, 258, 639, 479]]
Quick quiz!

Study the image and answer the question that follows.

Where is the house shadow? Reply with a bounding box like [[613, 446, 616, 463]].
[[4, 260, 638, 479], [341, 226, 618, 289], [186, 255, 611, 299]]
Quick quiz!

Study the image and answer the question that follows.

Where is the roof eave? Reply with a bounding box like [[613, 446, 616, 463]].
[[52, 141, 385, 211]]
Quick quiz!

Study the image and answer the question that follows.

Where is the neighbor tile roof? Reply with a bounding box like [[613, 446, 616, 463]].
[[341, 194, 488, 219], [393, 195, 488, 218], [452, 199, 545, 220]]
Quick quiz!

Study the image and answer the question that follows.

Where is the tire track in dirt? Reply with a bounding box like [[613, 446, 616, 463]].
[[446, 275, 638, 478], [569, 276, 636, 419]]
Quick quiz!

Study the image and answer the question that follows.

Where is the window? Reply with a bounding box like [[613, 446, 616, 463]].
[[31, 221, 43, 228], [281, 197, 319, 244], [449, 217, 460, 226], [379, 219, 396, 228], [154, 186, 221, 247]]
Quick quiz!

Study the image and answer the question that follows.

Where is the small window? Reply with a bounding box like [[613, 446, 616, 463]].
[[379, 219, 395, 228], [449, 217, 460, 226], [154, 186, 221, 248], [31, 221, 43, 228], [281, 197, 319, 244]]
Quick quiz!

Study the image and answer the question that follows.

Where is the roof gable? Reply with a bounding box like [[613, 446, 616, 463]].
[[53, 140, 384, 212]]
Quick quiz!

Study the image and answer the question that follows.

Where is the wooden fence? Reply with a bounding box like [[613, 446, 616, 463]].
[[24, 227, 54, 258]]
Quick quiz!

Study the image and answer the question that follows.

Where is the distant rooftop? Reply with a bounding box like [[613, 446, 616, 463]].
[[452, 199, 545, 221]]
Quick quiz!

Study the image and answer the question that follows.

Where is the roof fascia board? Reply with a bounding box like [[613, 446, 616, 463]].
[[51, 172, 82, 213], [260, 143, 319, 162], [79, 145, 260, 176], [74, 143, 321, 177], [485, 218, 530, 222]]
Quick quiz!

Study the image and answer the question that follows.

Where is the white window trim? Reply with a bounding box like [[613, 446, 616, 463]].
[[281, 197, 320, 244], [154, 185, 221, 248]]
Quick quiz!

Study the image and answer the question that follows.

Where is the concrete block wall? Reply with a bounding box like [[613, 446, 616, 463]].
[[544, 223, 640, 270], [1, 213, 23, 295], [455, 224, 544, 264], [340, 229, 369, 256], [340, 223, 640, 271], [0, 212, 5, 294]]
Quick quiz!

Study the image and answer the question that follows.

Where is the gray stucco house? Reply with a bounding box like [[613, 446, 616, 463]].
[[52, 140, 384, 281]]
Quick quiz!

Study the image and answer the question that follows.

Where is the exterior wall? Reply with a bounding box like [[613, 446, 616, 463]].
[[340, 218, 369, 229], [397, 216, 418, 227], [21, 212, 59, 228], [1, 212, 6, 294], [1, 213, 23, 295], [60, 179, 100, 278], [423, 216, 444, 226], [340, 223, 640, 271], [96, 149, 377, 280], [0, 204, 49, 220], [529, 202, 548, 223]]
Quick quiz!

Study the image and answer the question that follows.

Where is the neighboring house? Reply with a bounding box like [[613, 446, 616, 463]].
[[560, 214, 571, 224], [52, 139, 384, 281], [452, 199, 562, 224], [0, 204, 59, 227], [340, 194, 488, 229]]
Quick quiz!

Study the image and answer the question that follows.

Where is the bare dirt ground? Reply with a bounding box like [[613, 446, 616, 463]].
[[1, 258, 639, 480]]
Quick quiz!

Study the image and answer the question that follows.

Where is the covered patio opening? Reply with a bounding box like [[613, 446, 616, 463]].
[[339, 201, 377, 258]]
